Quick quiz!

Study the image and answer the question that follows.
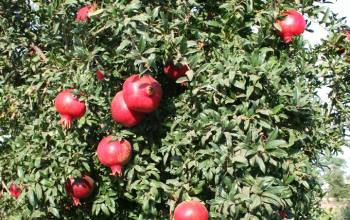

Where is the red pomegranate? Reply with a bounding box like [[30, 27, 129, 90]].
[[77, 5, 96, 22], [10, 184, 23, 199], [276, 11, 306, 43], [96, 70, 107, 80], [174, 200, 209, 220], [164, 61, 189, 80], [97, 136, 132, 177], [64, 175, 94, 206], [55, 89, 86, 128], [338, 30, 350, 54], [123, 74, 162, 113], [111, 91, 145, 127]]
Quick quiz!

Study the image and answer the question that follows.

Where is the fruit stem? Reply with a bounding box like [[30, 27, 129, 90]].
[[146, 86, 155, 97]]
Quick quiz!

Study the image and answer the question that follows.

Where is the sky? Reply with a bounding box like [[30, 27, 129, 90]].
[[305, 0, 350, 173]]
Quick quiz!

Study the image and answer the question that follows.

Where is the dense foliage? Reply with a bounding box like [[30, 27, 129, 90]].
[[0, 0, 349, 219]]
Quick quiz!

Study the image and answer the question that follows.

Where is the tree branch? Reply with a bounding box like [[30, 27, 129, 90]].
[[0, 24, 6, 36], [25, 33, 48, 61], [0, 176, 11, 195], [86, 27, 105, 43], [62, 16, 68, 53]]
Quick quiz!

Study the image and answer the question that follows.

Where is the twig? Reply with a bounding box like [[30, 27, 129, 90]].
[[86, 27, 106, 43], [129, 34, 152, 71], [62, 16, 68, 53], [25, 33, 48, 61], [0, 176, 11, 194], [40, 79, 50, 106], [0, 24, 6, 36]]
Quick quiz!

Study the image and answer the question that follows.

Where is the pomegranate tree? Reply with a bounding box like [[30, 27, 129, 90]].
[[97, 136, 132, 177], [123, 74, 162, 113], [76, 5, 96, 22], [111, 91, 145, 127], [10, 184, 23, 199], [64, 175, 94, 206], [55, 89, 86, 128], [174, 200, 209, 220], [276, 10, 306, 43]]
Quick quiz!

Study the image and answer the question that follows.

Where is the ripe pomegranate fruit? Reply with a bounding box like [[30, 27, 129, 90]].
[[164, 61, 189, 81], [96, 70, 107, 80], [174, 200, 209, 220], [64, 175, 94, 206], [77, 5, 96, 22], [174, 200, 208, 220], [10, 184, 23, 199], [111, 91, 145, 127], [123, 74, 162, 113], [276, 11, 306, 43], [55, 89, 86, 128], [337, 30, 350, 54], [97, 136, 132, 177]]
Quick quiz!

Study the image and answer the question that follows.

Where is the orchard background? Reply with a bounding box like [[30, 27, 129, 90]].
[[0, 0, 350, 219]]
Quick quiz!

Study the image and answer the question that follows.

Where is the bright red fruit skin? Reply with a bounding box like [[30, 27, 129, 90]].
[[111, 91, 145, 127], [276, 11, 306, 43], [164, 61, 189, 80], [55, 89, 86, 128], [123, 74, 162, 113], [97, 136, 132, 177], [64, 175, 94, 206], [96, 70, 107, 80], [174, 200, 209, 220], [77, 5, 96, 22], [10, 184, 23, 199]]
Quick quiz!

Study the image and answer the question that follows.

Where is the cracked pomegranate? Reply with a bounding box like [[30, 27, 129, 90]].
[[64, 175, 94, 206], [97, 136, 132, 177], [123, 74, 162, 113], [174, 200, 208, 220], [111, 91, 145, 127], [276, 11, 306, 43], [55, 89, 86, 128]]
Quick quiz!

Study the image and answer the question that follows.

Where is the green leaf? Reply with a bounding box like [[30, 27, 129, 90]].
[[273, 23, 282, 32], [180, 37, 188, 54], [256, 155, 266, 173], [138, 35, 146, 54], [267, 149, 288, 158], [17, 167, 24, 179], [265, 140, 287, 150], [28, 187, 36, 207], [232, 156, 248, 167], [101, 203, 110, 216], [205, 21, 222, 27], [48, 207, 60, 218]]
